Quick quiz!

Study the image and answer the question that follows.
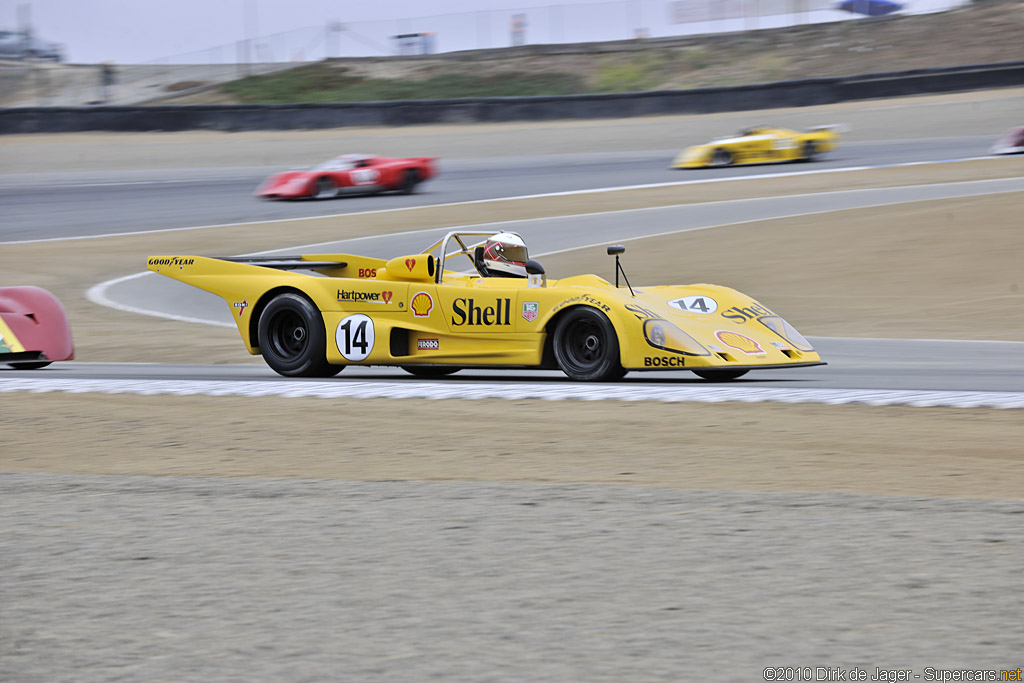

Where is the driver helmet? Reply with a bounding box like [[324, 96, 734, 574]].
[[482, 232, 528, 278]]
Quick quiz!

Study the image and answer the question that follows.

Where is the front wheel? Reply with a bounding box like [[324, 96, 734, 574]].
[[552, 307, 624, 382], [401, 366, 460, 378], [257, 293, 343, 377], [711, 149, 733, 167], [693, 368, 749, 381], [801, 141, 818, 162]]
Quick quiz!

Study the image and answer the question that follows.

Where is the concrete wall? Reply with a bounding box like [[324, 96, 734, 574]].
[[1, 61, 1022, 135], [0, 62, 296, 108]]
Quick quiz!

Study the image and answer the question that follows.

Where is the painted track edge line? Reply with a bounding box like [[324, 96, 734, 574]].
[[85, 272, 236, 328], [2, 378, 1023, 409]]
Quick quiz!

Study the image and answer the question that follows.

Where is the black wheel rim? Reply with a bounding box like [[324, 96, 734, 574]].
[[267, 309, 308, 361], [563, 318, 605, 372]]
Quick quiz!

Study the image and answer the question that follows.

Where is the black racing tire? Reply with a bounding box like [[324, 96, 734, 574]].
[[8, 361, 52, 370], [711, 148, 734, 167], [801, 141, 818, 162], [401, 366, 461, 378], [552, 307, 625, 382], [257, 292, 343, 378], [313, 176, 335, 199], [398, 169, 419, 195], [692, 368, 749, 381]]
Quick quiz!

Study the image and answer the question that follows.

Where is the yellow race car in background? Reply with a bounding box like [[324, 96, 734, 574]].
[[672, 125, 843, 168], [147, 231, 823, 382]]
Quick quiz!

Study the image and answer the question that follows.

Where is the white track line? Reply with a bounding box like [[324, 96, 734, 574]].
[[2, 378, 1022, 409]]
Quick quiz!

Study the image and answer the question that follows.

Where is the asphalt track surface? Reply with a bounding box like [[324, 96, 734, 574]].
[[0, 136, 995, 241], [76, 173, 1024, 399], [2, 137, 1022, 401], [5, 336, 1024, 393]]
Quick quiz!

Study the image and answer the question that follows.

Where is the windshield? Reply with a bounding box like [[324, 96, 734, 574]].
[[311, 155, 371, 172]]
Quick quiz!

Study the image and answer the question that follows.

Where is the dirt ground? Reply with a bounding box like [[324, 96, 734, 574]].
[[3, 395, 1023, 500], [2, 104, 1023, 499]]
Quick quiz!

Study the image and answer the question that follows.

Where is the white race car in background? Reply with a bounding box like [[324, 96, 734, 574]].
[[990, 127, 1024, 155]]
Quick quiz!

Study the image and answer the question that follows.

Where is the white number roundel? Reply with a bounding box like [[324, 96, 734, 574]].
[[336, 314, 375, 361], [668, 296, 718, 314], [351, 169, 380, 185]]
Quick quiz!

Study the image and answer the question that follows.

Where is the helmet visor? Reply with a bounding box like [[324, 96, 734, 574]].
[[484, 241, 527, 266]]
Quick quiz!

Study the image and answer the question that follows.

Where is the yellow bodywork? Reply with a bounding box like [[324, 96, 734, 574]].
[[0, 317, 27, 353], [146, 243, 822, 377], [671, 125, 842, 169]]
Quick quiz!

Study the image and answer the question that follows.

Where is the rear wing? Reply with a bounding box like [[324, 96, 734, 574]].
[[807, 123, 850, 134], [146, 253, 387, 288], [216, 256, 347, 271]]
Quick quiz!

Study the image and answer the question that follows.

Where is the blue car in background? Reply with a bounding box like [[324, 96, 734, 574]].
[[836, 0, 903, 16]]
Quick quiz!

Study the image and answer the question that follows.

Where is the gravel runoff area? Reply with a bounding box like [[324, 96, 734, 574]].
[[3, 93, 1024, 680], [2, 475, 1023, 682]]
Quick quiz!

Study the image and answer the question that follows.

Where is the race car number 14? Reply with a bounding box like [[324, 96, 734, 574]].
[[668, 295, 718, 314], [336, 314, 375, 361]]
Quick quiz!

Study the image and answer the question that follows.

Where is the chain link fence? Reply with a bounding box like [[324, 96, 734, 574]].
[[0, 0, 970, 107]]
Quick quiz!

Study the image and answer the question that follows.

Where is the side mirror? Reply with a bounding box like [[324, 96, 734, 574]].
[[607, 244, 634, 296], [526, 259, 546, 288]]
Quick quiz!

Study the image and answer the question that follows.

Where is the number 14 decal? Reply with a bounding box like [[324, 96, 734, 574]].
[[336, 314, 375, 361], [668, 296, 718, 314]]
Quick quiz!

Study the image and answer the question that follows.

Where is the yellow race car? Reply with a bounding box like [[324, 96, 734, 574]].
[[147, 231, 823, 381], [672, 125, 843, 169]]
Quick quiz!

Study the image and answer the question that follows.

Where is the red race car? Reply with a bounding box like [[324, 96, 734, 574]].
[[0, 286, 74, 369], [256, 154, 438, 200]]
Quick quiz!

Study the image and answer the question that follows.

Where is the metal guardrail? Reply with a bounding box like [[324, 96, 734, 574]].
[[1, 60, 1022, 134]]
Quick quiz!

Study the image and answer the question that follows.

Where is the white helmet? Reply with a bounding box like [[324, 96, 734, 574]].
[[482, 232, 528, 278]]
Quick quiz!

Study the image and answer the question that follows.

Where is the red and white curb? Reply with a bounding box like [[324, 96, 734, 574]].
[[2, 378, 1023, 409]]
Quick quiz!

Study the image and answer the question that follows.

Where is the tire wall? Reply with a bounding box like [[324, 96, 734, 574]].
[[1, 61, 1022, 135]]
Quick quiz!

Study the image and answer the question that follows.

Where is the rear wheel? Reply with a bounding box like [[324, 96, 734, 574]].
[[398, 169, 419, 194], [711, 149, 734, 167], [401, 366, 460, 378], [313, 177, 334, 199], [257, 293, 343, 377], [552, 307, 624, 382], [693, 368, 749, 381]]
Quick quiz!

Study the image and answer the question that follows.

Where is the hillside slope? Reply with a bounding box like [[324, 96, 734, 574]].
[[162, 0, 1024, 105]]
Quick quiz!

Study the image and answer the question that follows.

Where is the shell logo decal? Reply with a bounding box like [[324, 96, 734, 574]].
[[411, 291, 433, 317], [715, 330, 764, 355]]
